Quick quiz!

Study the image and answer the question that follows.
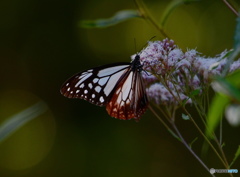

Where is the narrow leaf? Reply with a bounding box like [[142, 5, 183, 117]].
[[229, 145, 240, 167], [182, 113, 190, 120], [168, 129, 181, 141], [206, 94, 229, 139], [190, 89, 200, 97], [189, 137, 198, 148], [222, 14, 240, 75], [80, 10, 140, 28], [226, 70, 240, 85], [234, 13, 240, 49], [160, 0, 199, 27], [212, 77, 240, 102], [0, 101, 48, 143], [182, 89, 200, 105]]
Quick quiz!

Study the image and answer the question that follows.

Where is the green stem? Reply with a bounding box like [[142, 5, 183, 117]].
[[182, 107, 229, 168], [149, 105, 179, 139], [193, 102, 232, 176], [171, 121, 215, 177], [135, 0, 170, 38], [151, 105, 214, 176]]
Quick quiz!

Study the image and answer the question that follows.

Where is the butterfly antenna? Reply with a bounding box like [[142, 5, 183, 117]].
[[138, 36, 156, 56], [134, 38, 138, 55], [142, 36, 156, 49]]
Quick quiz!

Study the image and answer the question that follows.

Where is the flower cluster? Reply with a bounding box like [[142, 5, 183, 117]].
[[132, 39, 240, 105]]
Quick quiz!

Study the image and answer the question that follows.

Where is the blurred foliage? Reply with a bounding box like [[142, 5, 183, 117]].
[[0, 0, 239, 177], [80, 10, 140, 28], [207, 13, 240, 138]]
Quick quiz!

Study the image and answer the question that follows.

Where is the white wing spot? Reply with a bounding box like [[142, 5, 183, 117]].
[[66, 83, 69, 86], [92, 94, 95, 98], [88, 83, 93, 89], [103, 69, 126, 96], [75, 73, 92, 87], [100, 96, 104, 103], [76, 90, 80, 93], [120, 101, 124, 107], [84, 90, 88, 94], [80, 83, 84, 88], [121, 72, 133, 101], [98, 77, 109, 86], [97, 65, 128, 77], [93, 78, 99, 83], [95, 86, 101, 93], [70, 91, 73, 94], [67, 87, 70, 91]]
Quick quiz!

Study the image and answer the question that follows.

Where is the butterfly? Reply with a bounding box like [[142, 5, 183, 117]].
[[60, 54, 148, 120]]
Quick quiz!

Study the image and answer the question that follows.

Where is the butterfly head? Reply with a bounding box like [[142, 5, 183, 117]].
[[131, 53, 143, 72]]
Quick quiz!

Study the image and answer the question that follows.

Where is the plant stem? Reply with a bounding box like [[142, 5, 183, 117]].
[[171, 121, 215, 177], [222, 0, 239, 16], [182, 107, 227, 165], [134, 0, 170, 38], [192, 103, 232, 176], [149, 105, 179, 139]]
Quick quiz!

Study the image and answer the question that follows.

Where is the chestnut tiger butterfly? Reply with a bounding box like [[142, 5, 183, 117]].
[[60, 54, 148, 120]]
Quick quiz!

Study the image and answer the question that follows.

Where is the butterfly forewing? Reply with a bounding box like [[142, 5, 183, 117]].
[[60, 54, 148, 120], [60, 63, 130, 106]]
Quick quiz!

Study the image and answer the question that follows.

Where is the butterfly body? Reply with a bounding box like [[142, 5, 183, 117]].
[[60, 54, 148, 120]]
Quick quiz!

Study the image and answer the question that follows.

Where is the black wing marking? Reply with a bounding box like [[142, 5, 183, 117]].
[[106, 69, 148, 120], [60, 63, 130, 106]]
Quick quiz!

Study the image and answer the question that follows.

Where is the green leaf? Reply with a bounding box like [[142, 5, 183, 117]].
[[207, 71, 240, 137], [229, 145, 240, 167], [190, 89, 200, 97], [182, 89, 200, 105], [0, 101, 48, 143], [189, 137, 198, 148], [212, 77, 240, 103], [226, 70, 240, 85], [80, 10, 140, 28], [222, 14, 240, 75], [234, 13, 240, 49], [221, 49, 233, 59], [206, 94, 230, 139], [182, 113, 190, 120], [168, 129, 181, 141], [160, 0, 199, 27]]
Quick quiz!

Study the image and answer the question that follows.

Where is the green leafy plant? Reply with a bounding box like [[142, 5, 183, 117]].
[[79, 0, 240, 176]]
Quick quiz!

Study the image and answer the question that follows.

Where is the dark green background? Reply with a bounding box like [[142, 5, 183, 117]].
[[0, 0, 239, 177]]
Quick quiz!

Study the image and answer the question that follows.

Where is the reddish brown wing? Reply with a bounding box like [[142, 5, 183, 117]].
[[106, 69, 148, 120]]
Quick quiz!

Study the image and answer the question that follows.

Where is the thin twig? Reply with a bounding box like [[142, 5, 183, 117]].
[[222, 0, 239, 16], [181, 107, 228, 167], [150, 105, 215, 176], [171, 121, 215, 177], [148, 105, 179, 139], [134, 0, 169, 38]]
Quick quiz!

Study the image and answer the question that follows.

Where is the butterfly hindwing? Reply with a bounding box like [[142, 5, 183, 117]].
[[106, 68, 148, 120], [60, 63, 130, 106], [60, 54, 149, 120]]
